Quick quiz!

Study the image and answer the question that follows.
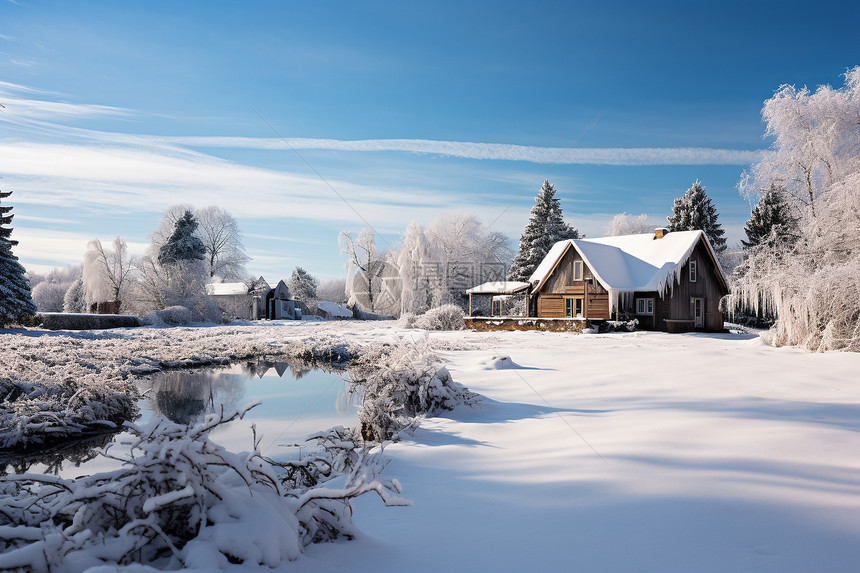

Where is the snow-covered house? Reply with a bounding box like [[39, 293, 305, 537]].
[[266, 280, 302, 320], [529, 229, 729, 331], [207, 277, 271, 320]]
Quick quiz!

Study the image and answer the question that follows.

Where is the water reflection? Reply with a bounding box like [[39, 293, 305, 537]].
[[2, 358, 361, 478], [0, 432, 114, 477]]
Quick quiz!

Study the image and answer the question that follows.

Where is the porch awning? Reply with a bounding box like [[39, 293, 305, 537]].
[[465, 281, 530, 295]]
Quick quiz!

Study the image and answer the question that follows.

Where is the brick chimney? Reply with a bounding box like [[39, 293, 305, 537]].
[[654, 227, 669, 239]]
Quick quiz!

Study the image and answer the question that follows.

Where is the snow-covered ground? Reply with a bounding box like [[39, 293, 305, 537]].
[[3, 322, 860, 572], [293, 327, 860, 573]]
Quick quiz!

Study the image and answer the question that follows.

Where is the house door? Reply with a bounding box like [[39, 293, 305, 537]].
[[692, 298, 704, 329]]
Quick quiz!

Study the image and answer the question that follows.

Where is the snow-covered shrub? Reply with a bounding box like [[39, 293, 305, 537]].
[[401, 304, 465, 331], [353, 337, 479, 440], [143, 305, 197, 326], [0, 404, 408, 570], [397, 312, 418, 329], [0, 379, 137, 451]]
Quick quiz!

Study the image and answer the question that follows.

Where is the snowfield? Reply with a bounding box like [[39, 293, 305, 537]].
[[2, 321, 860, 572]]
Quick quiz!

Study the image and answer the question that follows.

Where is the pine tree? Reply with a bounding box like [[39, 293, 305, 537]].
[[158, 210, 206, 266], [667, 180, 727, 254], [288, 266, 318, 302], [0, 189, 37, 325], [508, 179, 580, 281], [63, 277, 88, 313], [741, 186, 799, 249]]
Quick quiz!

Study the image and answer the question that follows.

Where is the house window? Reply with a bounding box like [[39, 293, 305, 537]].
[[636, 298, 654, 316], [565, 297, 584, 318], [689, 260, 698, 283], [573, 260, 583, 281]]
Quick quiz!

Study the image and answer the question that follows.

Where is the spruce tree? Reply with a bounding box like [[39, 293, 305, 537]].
[[288, 266, 318, 302], [158, 210, 206, 266], [742, 186, 798, 249], [0, 189, 37, 325], [508, 179, 580, 281], [667, 180, 727, 254]]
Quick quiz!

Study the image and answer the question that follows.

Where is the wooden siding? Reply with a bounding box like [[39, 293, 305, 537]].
[[536, 246, 610, 319]]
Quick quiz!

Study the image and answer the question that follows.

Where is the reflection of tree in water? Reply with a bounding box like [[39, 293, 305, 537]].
[[0, 431, 115, 477], [145, 370, 246, 425]]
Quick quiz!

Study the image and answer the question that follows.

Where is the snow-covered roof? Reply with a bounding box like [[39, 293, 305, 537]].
[[529, 230, 726, 295], [317, 301, 353, 318], [466, 281, 530, 295]]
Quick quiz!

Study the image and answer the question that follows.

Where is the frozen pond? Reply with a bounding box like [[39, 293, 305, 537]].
[[1, 361, 361, 478]]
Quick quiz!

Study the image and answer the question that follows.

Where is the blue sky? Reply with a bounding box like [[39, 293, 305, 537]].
[[2, 0, 858, 281]]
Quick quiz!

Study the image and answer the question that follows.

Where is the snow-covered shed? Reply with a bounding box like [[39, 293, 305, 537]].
[[207, 277, 271, 320], [317, 301, 353, 320], [465, 281, 530, 316], [529, 229, 728, 331]]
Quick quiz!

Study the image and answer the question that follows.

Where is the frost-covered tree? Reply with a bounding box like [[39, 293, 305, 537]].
[[508, 179, 580, 281], [158, 211, 206, 267], [396, 221, 433, 315], [738, 68, 860, 218], [340, 227, 400, 316], [31, 281, 68, 312], [732, 67, 860, 351], [0, 189, 37, 325], [83, 237, 133, 312], [741, 185, 799, 249], [195, 206, 249, 280], [29, 266, 80, 313], [608, 213, 652, 236], [288, 266, 318, 302], [316, 278, 346, 303], [63, 278, 88, 313], [426, 214, 513, 307], [667, 180, 727, 254]]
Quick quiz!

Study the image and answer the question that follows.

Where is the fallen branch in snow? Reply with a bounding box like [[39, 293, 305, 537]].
[[0, 404, 410, 571]]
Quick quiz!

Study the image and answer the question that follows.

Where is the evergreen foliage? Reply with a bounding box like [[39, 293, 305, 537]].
[[288, 266, 318, 302], [0, 189, 37, 325], [63, 278, 88, 313], [157, 210, 206, 266], [666, 180, 727, 254], [508, 179, 580, 281], [741, 186, 799, 249]]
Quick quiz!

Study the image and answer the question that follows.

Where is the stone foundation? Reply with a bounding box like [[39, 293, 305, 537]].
[[464, 317, 590, 333]]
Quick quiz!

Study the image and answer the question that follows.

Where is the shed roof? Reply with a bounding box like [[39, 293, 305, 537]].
[[529, 230, 727, 295], [466, 281, 531, 295]]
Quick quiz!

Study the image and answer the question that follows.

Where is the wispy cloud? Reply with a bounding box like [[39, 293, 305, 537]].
[[0, 82, 129, 120], [150, 135, 762, 166]]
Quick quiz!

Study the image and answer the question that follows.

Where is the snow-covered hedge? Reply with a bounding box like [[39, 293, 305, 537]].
[[399, 304, 465, 331], [353, 337, 479, 440], [37, 312, 142, 331], [0, 404, 409, 570]]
